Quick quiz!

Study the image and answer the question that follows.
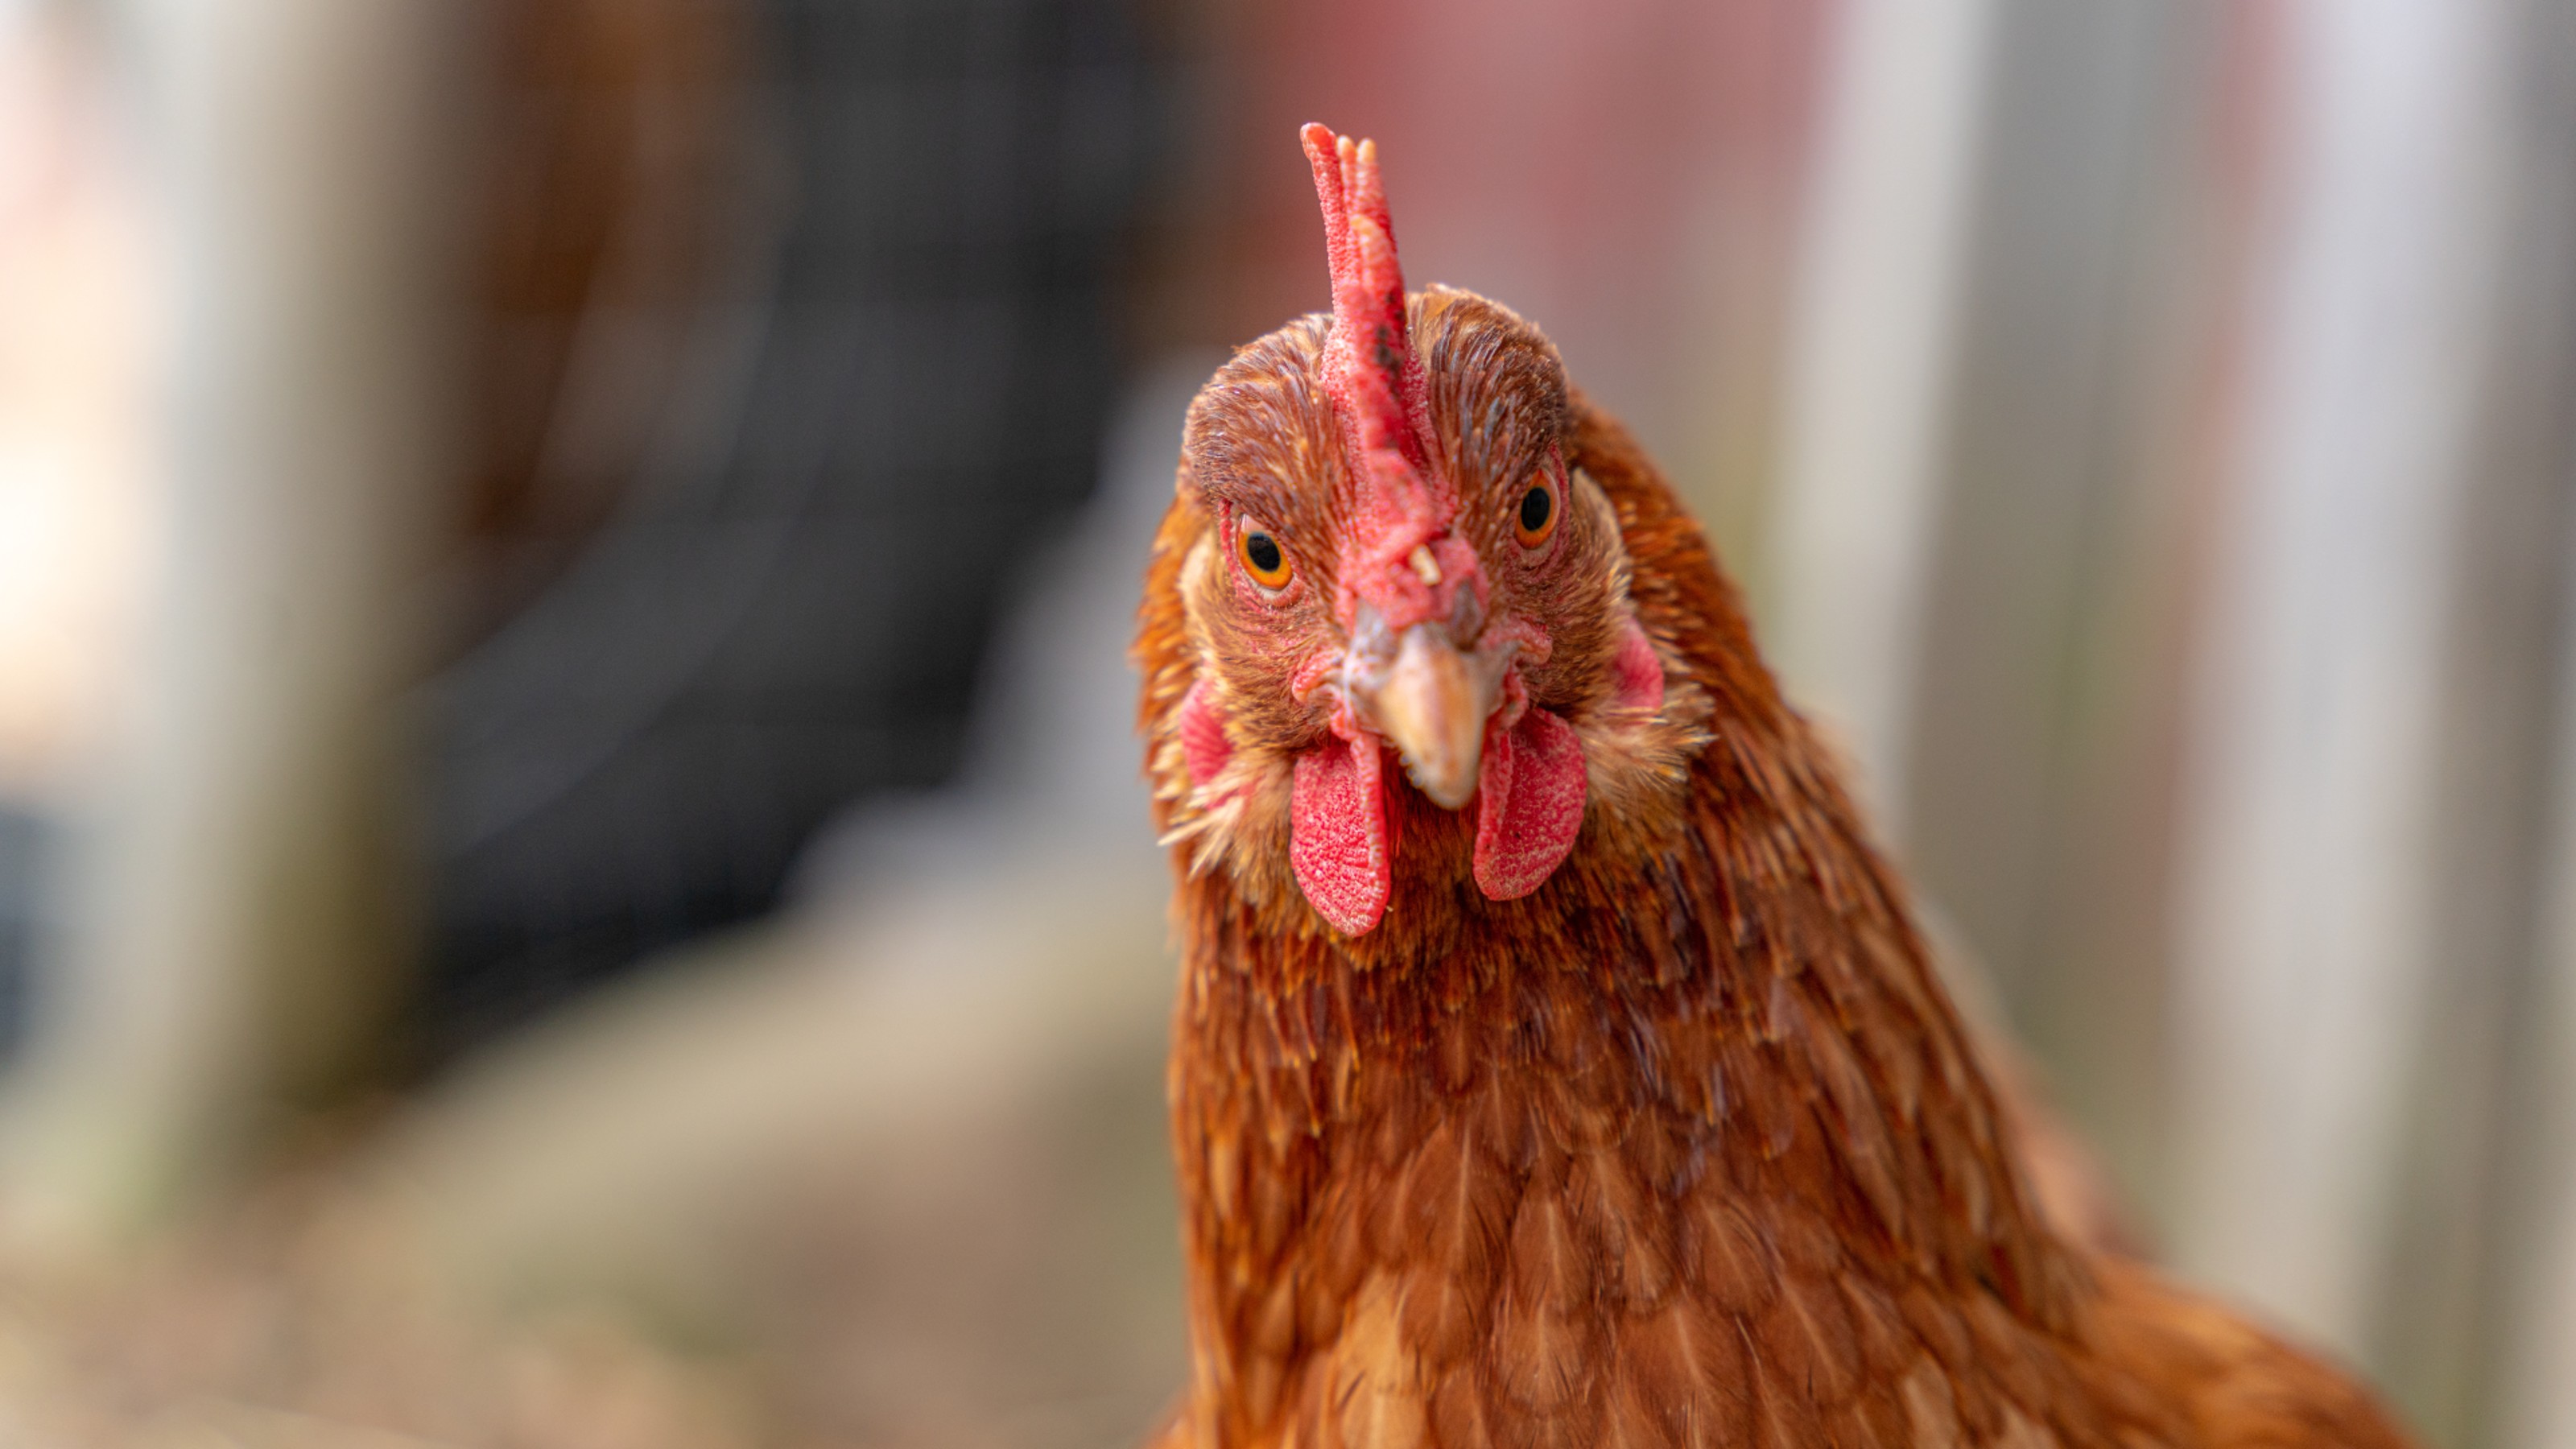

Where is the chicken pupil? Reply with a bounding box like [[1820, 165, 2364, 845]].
[[1520, 485, 1551, 533], [1245, 531, 1282, 574]]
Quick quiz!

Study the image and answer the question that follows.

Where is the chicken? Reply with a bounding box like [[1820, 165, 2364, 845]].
[[1133, 125, 2417, 1449]]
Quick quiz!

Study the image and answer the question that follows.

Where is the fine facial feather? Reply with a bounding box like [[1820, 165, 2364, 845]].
[[1136, 130, 2417, 1449]]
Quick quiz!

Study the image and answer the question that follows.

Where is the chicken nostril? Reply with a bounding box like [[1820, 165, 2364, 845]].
[[1447, 580, 1485, 644]]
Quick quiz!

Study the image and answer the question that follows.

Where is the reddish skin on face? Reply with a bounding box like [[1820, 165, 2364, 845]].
[[1178, 678, 1236, 801]]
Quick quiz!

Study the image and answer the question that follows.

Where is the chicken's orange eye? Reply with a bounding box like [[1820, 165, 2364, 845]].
[[1515, 477, 1558, 548], [1239, 523, 1292, 589]]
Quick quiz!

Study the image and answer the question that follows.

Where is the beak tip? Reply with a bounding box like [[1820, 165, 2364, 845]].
[[1356, 621, 1499, 814], [1410, 766, 1476, 812]]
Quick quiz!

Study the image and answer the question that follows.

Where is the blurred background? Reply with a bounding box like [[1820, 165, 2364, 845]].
[[0, 0, 2570, 1443]]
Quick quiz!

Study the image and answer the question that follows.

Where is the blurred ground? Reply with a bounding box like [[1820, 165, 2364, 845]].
[[0, 904, 1176, 1449]]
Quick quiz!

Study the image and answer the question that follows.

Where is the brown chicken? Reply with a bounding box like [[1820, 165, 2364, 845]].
[[1134, 126, 2417, 1449]]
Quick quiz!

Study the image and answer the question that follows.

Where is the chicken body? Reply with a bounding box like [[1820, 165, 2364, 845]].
[[1137, 129, 2414, 1449]]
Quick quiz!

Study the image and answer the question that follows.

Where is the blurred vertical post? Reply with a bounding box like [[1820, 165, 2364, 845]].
[[2376, 3, 2576, 1440], [1769, 0, 1996, 826], [0, 0, 459, 1236], [2169, 0, 2506, 1365], [1891, 0, 2222, 1217], [2508, 570, 2576, 1445]]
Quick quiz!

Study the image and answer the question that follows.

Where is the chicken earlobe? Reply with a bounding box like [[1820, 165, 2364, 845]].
[[1177, 679, 1236, 801], [1610, 617, 1666, 715]]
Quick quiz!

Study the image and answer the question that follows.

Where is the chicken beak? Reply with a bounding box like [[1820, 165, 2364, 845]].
[[1346, 620, 1508, 811]]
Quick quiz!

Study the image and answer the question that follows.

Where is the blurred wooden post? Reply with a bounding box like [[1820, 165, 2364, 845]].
[[1890, 0, 2223, 1221], [2505, 560, 2576, 1444], [2169, 0, 2508, 1364], [0, 0, 459, 1237], [1769, 0, 1998, 828], [2380, 5, 2576, 1440]]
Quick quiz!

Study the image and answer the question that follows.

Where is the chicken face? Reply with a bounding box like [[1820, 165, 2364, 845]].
[[1155, 127, 1671, 937]]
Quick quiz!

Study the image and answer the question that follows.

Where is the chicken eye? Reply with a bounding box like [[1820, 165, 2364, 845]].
[[1515, 478, 1558, 548], [1238, 522, 1293, 589]]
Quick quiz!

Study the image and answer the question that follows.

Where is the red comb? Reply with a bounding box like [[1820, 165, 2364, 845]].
[[1301, 123, 1436, 543]]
